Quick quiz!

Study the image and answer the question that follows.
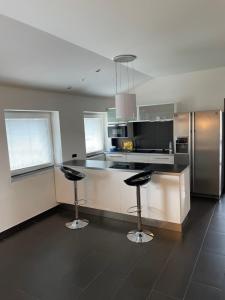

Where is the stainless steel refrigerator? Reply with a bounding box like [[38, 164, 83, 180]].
[[174, 110, 223, 199]]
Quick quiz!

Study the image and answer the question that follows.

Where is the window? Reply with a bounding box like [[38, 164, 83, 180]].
[[83, 112, 105, 156], [5, 111, 54, 176]]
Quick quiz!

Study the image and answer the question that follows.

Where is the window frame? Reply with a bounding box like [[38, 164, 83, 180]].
[[83, 112, 106, 157], [4, 110, 55, 177]]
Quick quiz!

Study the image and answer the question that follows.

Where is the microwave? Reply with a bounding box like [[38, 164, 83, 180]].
[[108, 124, 128, 138]]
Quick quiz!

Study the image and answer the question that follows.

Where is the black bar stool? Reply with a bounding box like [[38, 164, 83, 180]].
[[60, 166, 89, 229], [124, 170, 154, 243]]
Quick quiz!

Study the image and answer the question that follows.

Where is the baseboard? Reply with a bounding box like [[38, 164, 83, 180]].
[[61, 204, 183, 232], [191, 192, 220, 200], [0, 205, 60, 241]]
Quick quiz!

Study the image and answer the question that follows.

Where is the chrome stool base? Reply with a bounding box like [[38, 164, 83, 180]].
[[65, 219, 89, 230], [127, 230, 154, 243]]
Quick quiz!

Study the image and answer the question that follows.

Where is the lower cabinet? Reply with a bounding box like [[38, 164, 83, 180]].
[[55, 167, 140, 214], [55, 166, 189, 225], [78, 169, 121, 212], [120, 183, 148, 215], [150, 155, 174, 164], [126, 154, 149, 163], [105, 153, 126, 162], [141, 174, 180, 222], [55, 167, 123, 213], [105, 153, 174, 164], [126, 154, 174, 164], [120, 175, 181, 223]]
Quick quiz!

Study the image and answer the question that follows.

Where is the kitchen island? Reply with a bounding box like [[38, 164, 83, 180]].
[[55, 160, 190, 231]]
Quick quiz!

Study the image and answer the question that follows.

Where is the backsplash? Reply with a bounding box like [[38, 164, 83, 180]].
[[133, 121, 173, 149], [111, 121, 173, 150]]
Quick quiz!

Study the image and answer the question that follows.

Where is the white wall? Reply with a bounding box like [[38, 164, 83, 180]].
[[0, 85, 114, 232], [136, 66, 225, 112]]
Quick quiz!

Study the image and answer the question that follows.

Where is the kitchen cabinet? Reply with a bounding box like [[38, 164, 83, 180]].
[[55, 167, 122, 213], [105, 153, 126, 162], [120, 171, 186, 223], [120, 183, 147, 216], [106, 107, 138, 123], [106, 108, 117, 123], [106, 152, 174, 164], [126, 154, 148, 163], [141, 174, 181, 222], [150, 155, 174, 164], [138, 103, 175, 121], [79, 168, 121, 212], [55, 166, 190, 229]]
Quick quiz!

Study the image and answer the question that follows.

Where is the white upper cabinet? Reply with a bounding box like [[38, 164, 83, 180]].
[[106, 108, 117, 123], [107, 104, 176, 123], [138, 103, 176, 121]]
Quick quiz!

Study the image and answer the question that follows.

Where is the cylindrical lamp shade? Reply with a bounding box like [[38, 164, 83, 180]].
[[115, 93, 137, 121]]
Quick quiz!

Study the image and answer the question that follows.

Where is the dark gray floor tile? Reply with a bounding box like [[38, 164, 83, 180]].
[[214, 198, 225, 217], [39, 284, 82, 300], [192, 251, 225, 289], [148, 290, 177, 300], [111, 239, 175, 300], [184, 282, 222, 300], [78, 241, 148, 300], [0, 283, 39, 300], [209, 214, 225, 234], [78, 264, 128, 300], [203, 230, 225, 256], [154, 201, 214, 299], [61, 250, 111, 289], [5, 257, 83, 300], [154, 244, 198, 299]]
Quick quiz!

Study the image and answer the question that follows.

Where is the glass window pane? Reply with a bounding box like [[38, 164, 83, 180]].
[[5, 112, 53, 173], [84, 116, 104, 154]]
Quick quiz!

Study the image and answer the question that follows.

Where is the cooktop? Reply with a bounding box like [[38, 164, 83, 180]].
[[109, 162, 147, 170]]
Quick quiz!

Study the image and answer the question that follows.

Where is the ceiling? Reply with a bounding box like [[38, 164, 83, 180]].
[[0, 0, 225, 95], [0, 15, 148, 96]]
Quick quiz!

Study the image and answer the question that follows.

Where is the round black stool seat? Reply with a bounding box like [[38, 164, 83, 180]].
[[61, 166, 85, 181], [124, 170, 152, 187]]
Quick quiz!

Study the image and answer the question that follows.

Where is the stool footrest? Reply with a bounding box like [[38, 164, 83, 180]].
[[76, 198, 87, 206], [127, 205, 142, 214]]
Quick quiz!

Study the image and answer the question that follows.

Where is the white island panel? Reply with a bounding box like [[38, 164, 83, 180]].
[[55, 165, 190, 229], [77, 168, 122, 213], [142, 174, 181, 223]]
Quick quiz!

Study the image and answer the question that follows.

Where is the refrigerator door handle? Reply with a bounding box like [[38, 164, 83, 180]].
[[191, 112, 195, 192]]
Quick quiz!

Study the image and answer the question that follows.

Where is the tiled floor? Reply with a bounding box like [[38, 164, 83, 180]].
[[0, 197, 225, 300]]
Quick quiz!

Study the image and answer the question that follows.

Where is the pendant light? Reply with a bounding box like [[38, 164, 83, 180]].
[[113, 54, 137, 121]]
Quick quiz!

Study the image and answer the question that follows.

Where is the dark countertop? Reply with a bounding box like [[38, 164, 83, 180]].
[[62, 159, 188, 174]]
